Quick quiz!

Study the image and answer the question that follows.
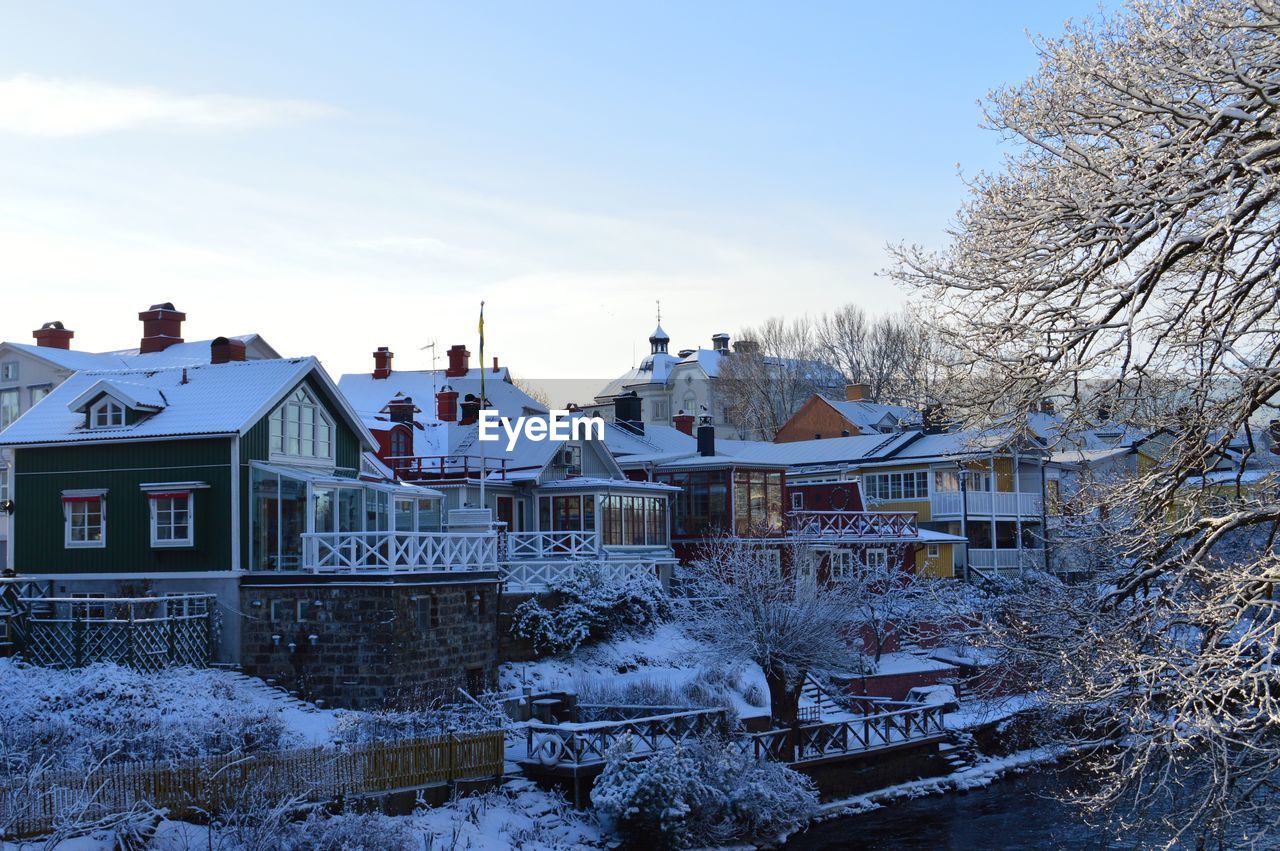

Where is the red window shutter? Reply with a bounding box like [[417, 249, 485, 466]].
[[62, 495, 101, 504]]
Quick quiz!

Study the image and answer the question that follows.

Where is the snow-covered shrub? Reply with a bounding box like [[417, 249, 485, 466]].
[[277, 810, 420, 850], [334, 691, 508, 746], [591, 736, 818, 849], [512, 572, 670, 655], [0, 660, 297, 775], [741, 682, 768, 709]]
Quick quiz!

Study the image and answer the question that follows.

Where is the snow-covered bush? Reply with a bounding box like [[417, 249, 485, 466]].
[[512, 572, 670, 655], [277, 810, 420, 850], [0, 660, 297, 775], [591, 736, 818, 849], [334, 691, 508, 746]]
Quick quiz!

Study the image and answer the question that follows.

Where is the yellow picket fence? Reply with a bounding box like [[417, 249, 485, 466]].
[[1, 729, 505, 839]]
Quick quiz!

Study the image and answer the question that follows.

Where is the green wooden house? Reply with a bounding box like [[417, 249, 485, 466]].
[[0, 354, 501, 708]]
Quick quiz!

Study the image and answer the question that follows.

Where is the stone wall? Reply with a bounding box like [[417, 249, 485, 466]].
[[239, 575, 500, 710]]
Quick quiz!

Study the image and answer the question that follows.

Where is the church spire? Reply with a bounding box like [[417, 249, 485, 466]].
[[648, 300, 669, 355]]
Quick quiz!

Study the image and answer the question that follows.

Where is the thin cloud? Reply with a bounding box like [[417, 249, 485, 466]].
[[0, 75, 334, 136]]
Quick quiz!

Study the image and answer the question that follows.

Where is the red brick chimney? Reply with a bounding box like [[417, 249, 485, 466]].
[[138, 303, 186, 353], [673, 411, 695, 436], [32, 321, 74, 350], [387, 396, 417, 424], [445, 344, 470, 378], [845, 383, 869, 402], [210, 336, 246, 364], [372, 347, 393, 380], [436, 387, 459, 423], [459, 394, 481, 426], [492, 356, 500, 373]]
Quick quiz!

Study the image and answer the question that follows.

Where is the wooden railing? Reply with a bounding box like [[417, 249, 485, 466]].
[[931, 490, 1042, 518], [300, 531, 498, 574], [386, 455, 541, 482], [502, 559, 663, 593], [968, 547, 1044, 573], [743, 702, 946, 764], [522, 708, 730, 769], [785, 510, 918, 540], [0, 730, 504, 839], [507, 531, 600, 559]]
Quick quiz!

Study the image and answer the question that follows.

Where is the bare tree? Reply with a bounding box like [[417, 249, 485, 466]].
[[813, 303, 956, 407], [676, 540, 865, 726], [891, 0, 1280, 842], [717, 317, 841, 439]]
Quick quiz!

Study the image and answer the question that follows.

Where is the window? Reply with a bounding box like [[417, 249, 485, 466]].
[[149, 492, 193, 547], [63, 494, 105, 548], [29, 385, 51, 405], [732, 470, 784, 535], [863, 471, 930, 502], [89, 398, 125, 429], [651, 400, 668, 421], [790, 491, 804, 510], [865, 548, 889, 570], [0, 465, 8, 504], [0, 388, 18, 430], [390, 427, 411, 458], [830, 550, 854, 580], [71, 593, 107, 621], [416, 595, 439, 629], [269, 386, 334, 461], [0, 362, 16, 382], [270, 600, 291, 622], [599, 494, 669, 546], [927, 543, 940, 558]]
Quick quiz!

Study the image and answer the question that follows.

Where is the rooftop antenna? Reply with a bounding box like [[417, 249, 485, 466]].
[[656, 299, 661, 325], [419, 340, 439, 395]]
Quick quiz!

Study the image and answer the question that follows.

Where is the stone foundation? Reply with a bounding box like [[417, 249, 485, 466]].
[[239, 574, 500, 710]]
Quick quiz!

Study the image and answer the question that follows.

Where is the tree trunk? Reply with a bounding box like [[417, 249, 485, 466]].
[[765, 666, 800, 727]]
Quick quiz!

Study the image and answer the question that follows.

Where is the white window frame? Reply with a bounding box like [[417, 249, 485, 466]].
[[0, 388, 19, 430], [29, 385, 52, 405], [71, 592, 107, 621], [927, 543, 940, 558], [790, 491, 804, 510], [148, 492, 194, 548], [0, 362, 17, 382], [89, 397, 126, 429], [864, 547, 889, 570], [864, 471, 930, 502], [269, 385, 335, 464], [63, 491, 107, 549], [0, 464, 8, 504], [830, 550, 854, 580]]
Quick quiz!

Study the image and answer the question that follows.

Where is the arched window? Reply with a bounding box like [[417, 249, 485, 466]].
[[90, 398, 125, 429], [270, 386, 334, 460], [390, 427, 411, 458]]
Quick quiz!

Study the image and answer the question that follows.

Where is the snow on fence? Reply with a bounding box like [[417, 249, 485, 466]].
[[502, 559, 662, 593], [0, 730, 505, 839], [301, 531, 499, 573], [743, 700, 947, 765], [17, 595, 215, 672], [523, 708, 731, 769]]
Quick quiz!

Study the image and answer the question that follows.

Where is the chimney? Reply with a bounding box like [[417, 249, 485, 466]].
[[138, 303, 186, 354], [613, 392, 643, 436], [1097, 401, 1112, 422], [677, 348, 696, 358], [387, 396, 417, 424], [711, 333, 730, 354], [921, 404, 947, 435], [673, 411, 695, 436], [445, 344, 470, 378], [210, 336, 247, 365], [845, 383, 869, 402], [32, 321, 73, 350], [459, 394, 481, 426], [436, 386, 459, 423], [1039, 398, 1055, 415], [372, 347, 394, 379], [732, 339, 759, 354], [697, 419, 716, 457], [492, 357, 500, 373]]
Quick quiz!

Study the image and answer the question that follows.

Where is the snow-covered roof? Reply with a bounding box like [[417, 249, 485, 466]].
[[0, 334, 277, 373], [601, 422, 699, 457], [67, 378, 169, 414], [817, 396, 918, 433], [916, 528, 968, 543], [718, 432, 917, 467], [338, 367, 548, 426], [536, 477, 681, 493], [0, 358, 373, 449]]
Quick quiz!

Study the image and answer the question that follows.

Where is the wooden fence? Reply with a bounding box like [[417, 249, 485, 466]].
[[0, 730, 504, 839]]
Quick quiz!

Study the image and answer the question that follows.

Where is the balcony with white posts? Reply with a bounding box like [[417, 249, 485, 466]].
[[301, 530, 499, 574], [966, 547, 1045, 576], [785, 510, 919, 542], [930, 489, 1042, 520], [500, 528, 676, 593]]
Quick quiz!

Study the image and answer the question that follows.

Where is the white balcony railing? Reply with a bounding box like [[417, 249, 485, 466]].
[[502, 559, 664, 593], [506, 531, 600, 560], [301, 531, 498, 574], [785, 511, 918, 540], [931, 490, 1042, 519], [966, 548, 1045, 573]]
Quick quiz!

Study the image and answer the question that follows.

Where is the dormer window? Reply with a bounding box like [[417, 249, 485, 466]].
[[270, 386, 334, 461], [90, 398, 126, 429]]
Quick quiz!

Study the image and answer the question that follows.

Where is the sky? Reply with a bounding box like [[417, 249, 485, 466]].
[[0, 1, 1110, 384]]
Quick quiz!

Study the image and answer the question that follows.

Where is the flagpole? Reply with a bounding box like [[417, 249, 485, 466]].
[[478, 300, 486, 512]]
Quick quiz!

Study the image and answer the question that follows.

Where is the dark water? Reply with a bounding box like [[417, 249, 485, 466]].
[[784, 768, 1171, 850]]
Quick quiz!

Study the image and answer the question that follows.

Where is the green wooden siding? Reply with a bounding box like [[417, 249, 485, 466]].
[[12, 438, 234, 574]]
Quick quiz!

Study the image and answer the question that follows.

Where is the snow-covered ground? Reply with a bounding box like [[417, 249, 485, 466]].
[[501, 622, 772, 719]]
